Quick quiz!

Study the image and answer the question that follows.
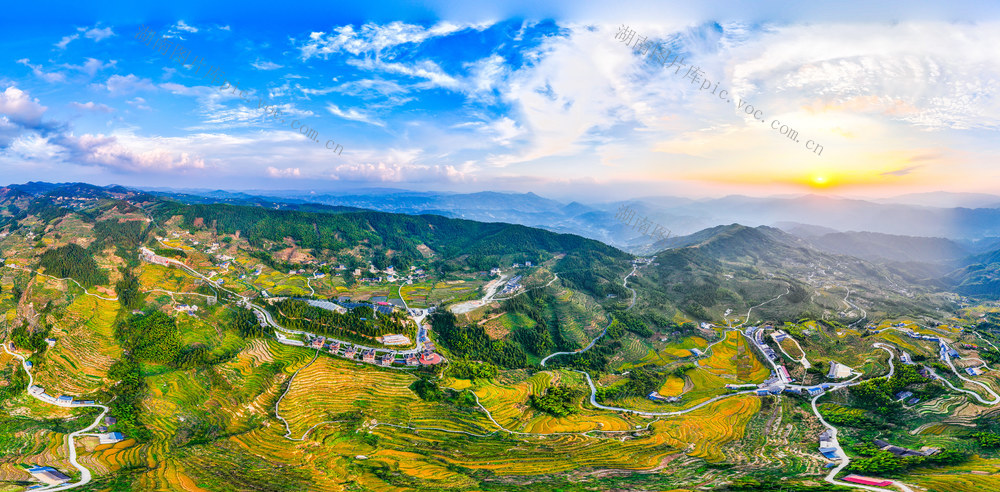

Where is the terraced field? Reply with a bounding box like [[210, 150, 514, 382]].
[[32, 293, 119, 395], [470, 370, 635, 434], [699, 331, 769, 383]]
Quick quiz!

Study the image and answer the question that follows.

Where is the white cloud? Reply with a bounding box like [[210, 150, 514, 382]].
[[55, 34, 79, 49], [0, 86, 49, 127], [105, 74, 157, 95], [127, 97, 151, 110], [328, 160, 467, 183], [16, 59, 66, 83], [62, 58, 116, 77], [53, 132, 207, 172], [267, 166, 301, 177], [252, 59, 284, 70], [83, 26, 114, 42], [326, 103, 383, 126], [725, 22, 1000, 130], [69, 101, 114, 113], [174, 20, 199, 33], [297, 21, 487, 60]]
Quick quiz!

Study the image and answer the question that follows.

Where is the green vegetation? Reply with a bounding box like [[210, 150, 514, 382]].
[[529, 385, 582, 417], [115, 312, 181, 364], [848, 364, 927, 417], [103, 356, 151, 440], [595, 368, 662, 401], [972, 431, 1000, 448], [449, 360, 499, 381], [38, 243, 109, 287], [115, 269, 143, 310], [267, 298, 408, 340], [432, 311, 527, 368], [229, 306, 269, 338], [847, 445, 968, 474]]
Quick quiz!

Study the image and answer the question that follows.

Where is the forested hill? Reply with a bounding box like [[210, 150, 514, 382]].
[[147, 199, 633, 293], [637, 224, 953, 324]]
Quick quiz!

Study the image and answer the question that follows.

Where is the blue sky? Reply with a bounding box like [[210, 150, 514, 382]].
[[2, 0, 999, 200]]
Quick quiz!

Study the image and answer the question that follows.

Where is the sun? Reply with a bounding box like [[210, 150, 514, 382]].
[[810, 175, 831, 187]]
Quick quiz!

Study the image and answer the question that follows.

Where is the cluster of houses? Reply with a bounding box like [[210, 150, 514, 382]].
[[745, 326, 779, 361], [175, 304, 199, 315], [294, 334, 443, 367], [28, 385, 95, 407], [499, 275, 523, 295], [140, 246, 174, 267], [939, 340, 961, 361]]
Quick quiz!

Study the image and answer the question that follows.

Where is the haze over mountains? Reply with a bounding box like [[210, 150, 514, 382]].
[[5, 181, 1000, 298], [130, 184, 1000, 253]]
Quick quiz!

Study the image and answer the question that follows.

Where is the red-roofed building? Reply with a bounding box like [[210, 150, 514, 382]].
[[419, 352, 442, 365], [843, 475, 892, 487]]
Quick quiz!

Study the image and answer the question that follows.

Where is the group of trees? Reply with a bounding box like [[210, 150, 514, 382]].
[[92, 219, 149, 250], [409, 378, 477, 407], [266, 299, 408, 341], [9, 322, 51, 356], [529, 385, 583, 417], [502, 290, 573, 356], [104, 356, 152, 441], [448, 360, 498, 381], [847, 445, 967, 474], [848, 364, 927, 418], [972, 431, 1000, 448], [38, 243, 108, 287], [115, 270, 143, 310], [229, 306, 268, 338], [115, 312, 182, 364], [431, 311, 527, 368], [594, 367, 663, 401]]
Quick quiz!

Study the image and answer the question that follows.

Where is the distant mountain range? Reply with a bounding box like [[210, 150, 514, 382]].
[[5, 181, 1000, 299]]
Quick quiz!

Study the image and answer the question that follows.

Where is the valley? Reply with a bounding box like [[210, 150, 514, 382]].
[[3, 184, 1000, 491]]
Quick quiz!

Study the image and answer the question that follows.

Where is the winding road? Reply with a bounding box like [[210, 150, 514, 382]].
[[3, 343, 109, 491], [540, 261, 644, 366]]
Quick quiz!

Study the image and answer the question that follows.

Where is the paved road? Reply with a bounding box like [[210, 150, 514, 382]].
[[574, 370, 758, 416], [540, 262, 643, 366], [936, 341, 1000, 405], [3, 343, 109, 491], [812, 344, 913, 492], [142, 248, 430, 357]]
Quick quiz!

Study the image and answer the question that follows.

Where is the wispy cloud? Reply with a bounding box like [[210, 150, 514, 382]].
[[69, 101, 114, 113], [16, 59, 66, 83], [55, 34, 79, 50], [104, 74, 157, 96], [880, 165, 922, 177], [252, 59, 283, 70], [326, 103, 383, 126]]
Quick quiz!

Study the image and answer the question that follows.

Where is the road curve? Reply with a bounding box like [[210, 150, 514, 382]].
[[4, 344, 109, 491], [812, 345, 913, 492], [540, 262, 643, 366]]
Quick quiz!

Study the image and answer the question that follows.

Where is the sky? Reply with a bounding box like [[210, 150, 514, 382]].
[[1, 0, 999, 201]]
